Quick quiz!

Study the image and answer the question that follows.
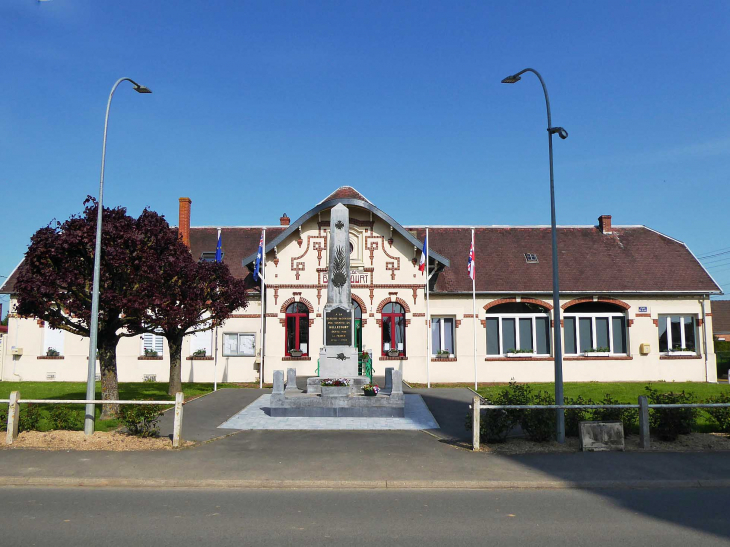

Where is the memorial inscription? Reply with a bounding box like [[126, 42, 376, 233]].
[[326, 306, 352, 346]]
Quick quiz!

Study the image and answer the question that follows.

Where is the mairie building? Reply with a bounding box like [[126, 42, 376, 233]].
[[0, 187, 723, 384]]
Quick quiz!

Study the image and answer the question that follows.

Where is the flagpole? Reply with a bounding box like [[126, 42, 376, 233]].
[[471, 228, 478, 391], [426, 227, 431, 389], [259, 229, 266, 389], [214, 228, 221, 392]]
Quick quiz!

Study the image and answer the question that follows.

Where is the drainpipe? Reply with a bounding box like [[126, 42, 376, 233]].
[[702, 296, 711, 382]]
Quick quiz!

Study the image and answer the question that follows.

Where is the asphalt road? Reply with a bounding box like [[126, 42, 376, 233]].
[[1, 487, 729, 546]]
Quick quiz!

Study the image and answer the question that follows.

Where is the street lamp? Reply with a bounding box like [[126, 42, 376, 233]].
[[85, 78, 152, 436], [502, 68, 567, 443]]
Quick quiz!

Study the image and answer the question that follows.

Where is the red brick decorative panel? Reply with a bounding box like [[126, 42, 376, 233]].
[[564, 356, 634, 361], [431, 357, 457, 362], [485, 357, 554, 362], [659, 355, 702, 360], [282, 356, 312, 361], [379, 356, 408, 361], [186, 356, 214, 360], [376, 297, 411, 314], [138, 356, 163, 360], [37, 356, 64, 360]]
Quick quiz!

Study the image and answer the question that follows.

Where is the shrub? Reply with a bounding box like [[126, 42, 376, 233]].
[[18, 404, 41, 432], [564, 396, 594, 437], [645, 386, 696, 441], [118, 404, 163, 437], [704, 392, 730, 433], [592, 395, 638, 436], [465, 391, 519, 444], [49, 405, 84, 431], [0, 406, 6, 431], [521, 390, 556, 442]]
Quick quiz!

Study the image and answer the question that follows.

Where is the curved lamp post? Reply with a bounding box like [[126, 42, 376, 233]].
[[85, 78, 152, 436], [502, 68, 567, 443]]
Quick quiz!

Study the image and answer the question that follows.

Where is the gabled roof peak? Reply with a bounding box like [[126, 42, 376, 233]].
[[318, 186, 372, 205]]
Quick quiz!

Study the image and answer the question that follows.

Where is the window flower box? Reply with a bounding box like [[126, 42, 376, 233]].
[[387, 349, 401, 357], [506, 352, 534, 358], [289, 349, 304, 358], [583, 351, 610, 357], [666, 350, 696, 357]]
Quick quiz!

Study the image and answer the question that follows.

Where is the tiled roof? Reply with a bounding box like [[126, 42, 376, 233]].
[[407, 226, 721, 294], [713, 300, 730, 334], [318, 186, 371, 204]]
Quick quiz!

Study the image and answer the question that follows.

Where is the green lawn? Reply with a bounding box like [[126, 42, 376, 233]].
[[0, 381, 258, 432], [475, 382, 730, 403]]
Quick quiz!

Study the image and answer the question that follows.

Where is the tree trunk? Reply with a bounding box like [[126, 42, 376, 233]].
[[98, 338, 120, 419], [167, 335, 184, 397]]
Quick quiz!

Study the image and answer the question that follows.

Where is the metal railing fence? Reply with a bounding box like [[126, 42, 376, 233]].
[[470, 396, 730, 451], [3, 391, 184, 448]]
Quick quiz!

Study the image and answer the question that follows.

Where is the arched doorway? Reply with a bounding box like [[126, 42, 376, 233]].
[[353, 299, 363, 353]]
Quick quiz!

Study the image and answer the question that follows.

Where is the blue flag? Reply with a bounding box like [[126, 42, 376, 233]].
[[253, 230, 264, 282], [215, 229, 223, 263]]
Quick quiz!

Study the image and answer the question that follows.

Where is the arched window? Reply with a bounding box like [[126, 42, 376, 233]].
[[381, 302, 406, 357], [485, 302, 551, 356], [563, 302, 627, 355], [286, 302, 309, 356]]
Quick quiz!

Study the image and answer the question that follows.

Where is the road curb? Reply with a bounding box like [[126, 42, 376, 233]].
[[0, 476, 725, 490]]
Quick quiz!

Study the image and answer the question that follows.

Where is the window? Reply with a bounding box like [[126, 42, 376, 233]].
[[142, 332, 165, 356], [200, 252, 223, 262], [43, 324, 64, 356], [381, 302, 406, 356], [485, 302, 550, 356], [432, 317, 455, 356], [658, 315, 697, 353], [564, 302, 627, 355], [285, 302, 309, 356], [223, 333, 255, 356], [190, 329, 213, 356]]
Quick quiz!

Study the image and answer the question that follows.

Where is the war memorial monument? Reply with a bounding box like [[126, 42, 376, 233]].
[[270, 204, 405, 417]]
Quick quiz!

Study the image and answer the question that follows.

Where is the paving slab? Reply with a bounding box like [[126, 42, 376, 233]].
[[218, 394, 438, 430]]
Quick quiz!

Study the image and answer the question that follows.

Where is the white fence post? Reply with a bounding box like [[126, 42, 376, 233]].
[[172, 392, 184, 448], [472, 396, 480, 451], [6, 391, 20, 445]]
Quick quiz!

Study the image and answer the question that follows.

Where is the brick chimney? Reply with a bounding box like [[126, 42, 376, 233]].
[[179, 197, 192, 248], [598, 215, 612, 234], [280, 214, 290, 226]]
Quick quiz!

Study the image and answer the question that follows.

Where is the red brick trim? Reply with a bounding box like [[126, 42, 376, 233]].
[[379, 356, 408, 361], [376, 297, 411, 314], [635, 313, 651, 318], [280, 296, 314, 314], [628, 319, 634, 327], [351, 294, 368, 314], [282, 356, 312, 361], [228, 314, 262, 318], [186, 356, 214, 360], [561, 297, 631, 310], [455, 320, 462, 328], [484, 297, 553, 311], [660, 355, 702, 360], [413, 313, 426, 317], [653, 319, 659, 327], [431, 357, 457, 362], [697, 319, 703, 327], [564, 356, 634, 361], [485, 357, 554, 362], [37, 356, 64, 360], [138, 356, 163, 360], [706, 313, 713, 317]]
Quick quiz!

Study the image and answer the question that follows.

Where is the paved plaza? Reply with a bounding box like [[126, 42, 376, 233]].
[[218, 393, 439, 430]]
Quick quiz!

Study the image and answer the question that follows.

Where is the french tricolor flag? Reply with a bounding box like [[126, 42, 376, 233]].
[[419, 233, 428, 274], [468, 240, 475, 280]]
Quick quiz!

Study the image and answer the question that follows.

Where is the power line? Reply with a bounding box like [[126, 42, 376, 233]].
[[705, 258, 730, 269], [698, 246, 730, 259]]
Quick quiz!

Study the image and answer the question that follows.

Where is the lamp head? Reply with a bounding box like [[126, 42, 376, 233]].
[[501, 74, 522, 84], [133, 84, 152, 94], [549, 127, 568, 140]]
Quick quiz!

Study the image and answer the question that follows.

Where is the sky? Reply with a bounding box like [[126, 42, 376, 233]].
[[1, 1, 729, 318]]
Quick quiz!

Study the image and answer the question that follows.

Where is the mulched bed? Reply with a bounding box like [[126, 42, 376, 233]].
[[1, 430, 194, 451]]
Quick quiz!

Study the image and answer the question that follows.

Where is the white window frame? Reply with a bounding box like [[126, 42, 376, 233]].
[[488, 313, 551, 356], [43, 324, 65, 356], [223, 332, 256, 357], [658, 315, 698, 355], [431, 317, 456, 357], [563, 312, 628, 355], [141, 331, 165, 356]]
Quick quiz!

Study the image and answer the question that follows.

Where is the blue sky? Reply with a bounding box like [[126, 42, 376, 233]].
[[1, 1, 729, 317]]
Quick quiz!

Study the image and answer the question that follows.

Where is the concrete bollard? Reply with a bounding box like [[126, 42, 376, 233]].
[[638, 395, 650, 450], [391, 370, 403, 394], [384, 368, 394, 390], [6, 391, 20, 445], [472, 396, 480, 451], [273, 370, 285, 394], [172, 392, 184, 449], [285, 368, 298, 392]]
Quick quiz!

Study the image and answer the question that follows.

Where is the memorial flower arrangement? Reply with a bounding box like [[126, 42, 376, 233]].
[[362, 384, 380, 396], [320, 378, 351, 387]]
